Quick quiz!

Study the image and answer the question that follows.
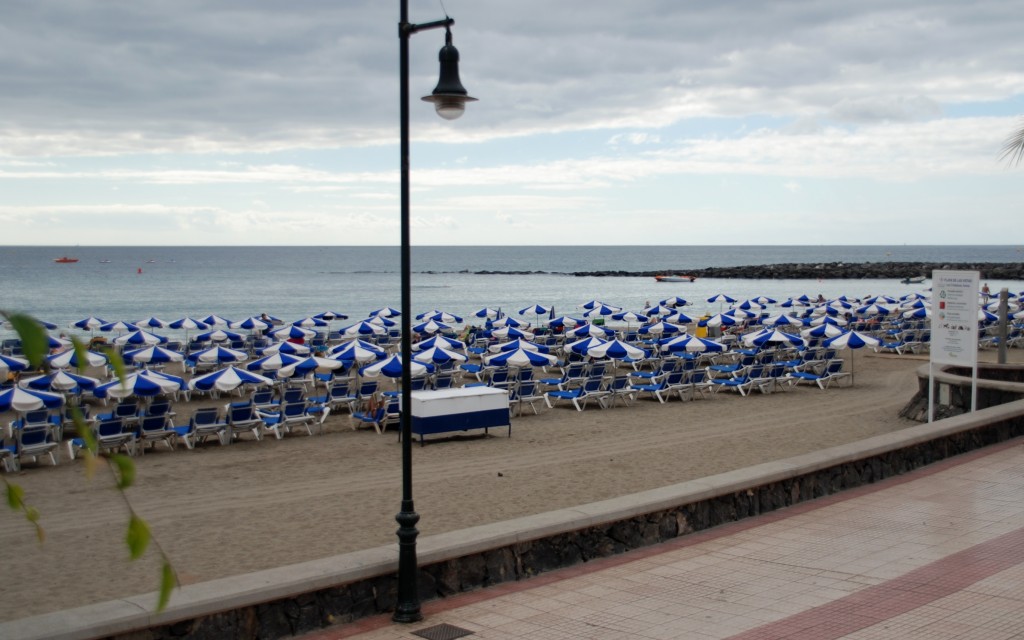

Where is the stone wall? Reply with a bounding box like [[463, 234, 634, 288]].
[[900, 362, 1024, 422]]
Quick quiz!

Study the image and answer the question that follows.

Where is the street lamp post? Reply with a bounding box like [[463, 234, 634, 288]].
[[394, 1, 475, 624]]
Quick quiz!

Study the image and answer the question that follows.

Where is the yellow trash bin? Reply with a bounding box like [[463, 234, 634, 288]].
[[695, 318, 709, 338]]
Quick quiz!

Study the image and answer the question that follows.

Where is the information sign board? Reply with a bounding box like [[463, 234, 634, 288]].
[[929, 270, 979, 367]]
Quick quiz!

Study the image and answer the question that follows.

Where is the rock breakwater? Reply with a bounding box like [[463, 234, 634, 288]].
[[455, 262, 1024, 280]]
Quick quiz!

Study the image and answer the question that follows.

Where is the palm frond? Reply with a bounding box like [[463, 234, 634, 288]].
[[999, 118, 1024, 166]]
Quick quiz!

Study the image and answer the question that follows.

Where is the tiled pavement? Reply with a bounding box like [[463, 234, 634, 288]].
[[303, 438, 1024, 640]]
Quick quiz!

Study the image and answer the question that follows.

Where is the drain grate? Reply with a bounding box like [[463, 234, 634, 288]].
[[411, 622, 475, 640]]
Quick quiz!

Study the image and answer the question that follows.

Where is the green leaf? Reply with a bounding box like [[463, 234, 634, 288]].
[[125, 514, 151, 560], [70, 406, 96, 453], [111, 454, 136, 489], [6, 482, 25, 510], [4, 481, 44, 543], [157, 561, 176, 612], [5, 313, 49, 369], [70, 336, 89, 373], [69, 405, 98, 475], [106, 348, 127, 390]]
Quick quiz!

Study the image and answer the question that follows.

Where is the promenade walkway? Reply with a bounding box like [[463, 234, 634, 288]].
[[306, 437, 1024, 640]]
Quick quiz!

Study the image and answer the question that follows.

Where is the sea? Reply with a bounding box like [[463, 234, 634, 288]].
[[1, 245, 1022, 341]]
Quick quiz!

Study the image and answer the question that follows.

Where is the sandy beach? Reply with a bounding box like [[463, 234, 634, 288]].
[[0, 350, 1012, 621]]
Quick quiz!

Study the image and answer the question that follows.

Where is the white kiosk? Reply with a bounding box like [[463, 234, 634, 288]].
[[409, 386, 511, 444]]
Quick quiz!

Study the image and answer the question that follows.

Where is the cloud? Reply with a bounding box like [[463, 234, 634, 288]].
[[2, 1, 1023, 157], [608, 132, 662, 147], [1, 1, 1023, 246], [829, 95, 942, 123]]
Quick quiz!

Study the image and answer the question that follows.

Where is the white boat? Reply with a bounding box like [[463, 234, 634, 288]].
[[655, 274, 697, 283]]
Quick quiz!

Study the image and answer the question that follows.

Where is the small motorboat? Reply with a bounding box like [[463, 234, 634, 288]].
[[655, 274, 697, 283], [901, 275, 926, 284], [53, 256, 79, 263]]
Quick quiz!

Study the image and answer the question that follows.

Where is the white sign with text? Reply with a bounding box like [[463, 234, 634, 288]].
[[930, 270, 980, 367]]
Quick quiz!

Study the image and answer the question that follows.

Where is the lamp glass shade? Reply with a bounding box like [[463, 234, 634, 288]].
[[422, 93, 477, 120]]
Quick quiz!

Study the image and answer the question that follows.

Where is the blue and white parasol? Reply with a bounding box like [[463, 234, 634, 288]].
[[485, 347, 557, 368], [200, 314, 234, 327], [267, 324, 316, 341], [659, 296, 690, 308], [563, 323, 614, 339], [411, 320, 451, 335], [122, 345, 185, 365], [113, 329, 169, 347], [190, 345, 249, 364], [638, 321, 687, 336], [339, 321, 387, 338], [94, 370, 185, 400], [260, 341, 312, 356], [246, 352, 303, 372], [412, 335, 467, 352], [329, 340, 386, 364], [359, 355, 433, 379], [46, 349, 108, 369], [741, 328, 806, 348], [658, 334, 727, 353], [0, 386, 65, 412], [583, 339, 646, 360], [20, 370, 100, 393], [411, 346, 468, 366], [193, 329, 245, 343], [189, 366, 274, 393]]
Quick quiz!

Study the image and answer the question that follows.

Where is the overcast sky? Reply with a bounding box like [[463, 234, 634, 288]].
[[2, 0, 1023, 246]]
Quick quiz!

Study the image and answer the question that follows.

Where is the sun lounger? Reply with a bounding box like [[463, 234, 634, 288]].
[[16, 424, 60, 467], [174, 407, 227, 448], [137, 415, 177, 453], [789, 359, 849, 390], [679, 369, 711, 400], [351, 406, 388, 434], [710, 365, 770, 396], [604, 375, 636, 408], [93, 418, 137, 457], [545, 375, 607, 411], [0, 436, 18, 472], [227, 404, 265, 441], [509, 380, 545, 416], [256, 401, 317, 438]]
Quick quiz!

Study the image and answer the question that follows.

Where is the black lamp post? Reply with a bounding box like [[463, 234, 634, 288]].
[[394, 1, 476, 624]]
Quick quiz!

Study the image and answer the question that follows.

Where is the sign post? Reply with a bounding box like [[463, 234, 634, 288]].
[[928, 270, 980, 422]]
